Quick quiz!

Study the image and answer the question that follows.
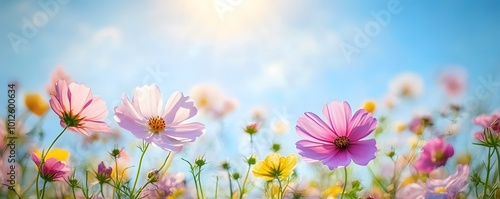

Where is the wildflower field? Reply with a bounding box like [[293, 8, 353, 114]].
[[1, 1, 500, 199]]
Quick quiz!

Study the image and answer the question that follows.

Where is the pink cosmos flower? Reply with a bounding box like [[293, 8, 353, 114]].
[[473, 113, 500, 140], [397, 164, 469, 199], [140, 172, 186, 198], [295, 101, 377, 170], [114, 84, 205, 152], [438, 67, 467, 97], [414, 138, 454, 173], [46, 65, 72, 95], [96, 161, 112, 183], [31, 153, 70, 182], [408, 115, 433, 135], [49, 80, 112, 136]]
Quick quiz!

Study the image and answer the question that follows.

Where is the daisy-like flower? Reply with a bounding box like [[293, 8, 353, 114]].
[[252, 153, 297, 181], [114, 84, 205, 152], [49, 80, 112, 136], [31, 153, 70, 182], [389, 72, 423, 99], [414, 138, 454, 173], [397, 164, 469, 199], [295, 101, 377, 170]]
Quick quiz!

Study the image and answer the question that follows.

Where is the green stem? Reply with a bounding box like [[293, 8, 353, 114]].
[[72, 186, 77, 199], [40, 180, 48, 199], [191, 170, 201, 199], [277, 178, 283, 199], [157, 152, 172, 172], [494, 146, 500, 180], [340, 167, 347, 199], [114, 157, 121, 199], [35, 173, 40, 199], [100, 183, 105, 198], [197, 167, 205, 198], [214, 177, 219, 199], [42, 126, 68, 160], [131, 142, 149, 198], [227, 169, 234, 198], [240, 163, 252, 199], [483, 147, 493, 199]]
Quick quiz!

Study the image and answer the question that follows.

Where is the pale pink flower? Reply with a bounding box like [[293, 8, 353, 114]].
[[438, 67, 467, 97], [397, 164, 469, 199], [49, 80, 112, 136], [46, 65, 72, 95], [114, 84, 205, 152], [414, 138, 454, 173], [295, 101, 377, 170], [140, 173, 186, 198], [31, 153, 70, 182]]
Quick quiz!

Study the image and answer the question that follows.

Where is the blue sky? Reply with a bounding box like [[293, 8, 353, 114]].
[[1, 0, 500, 188]]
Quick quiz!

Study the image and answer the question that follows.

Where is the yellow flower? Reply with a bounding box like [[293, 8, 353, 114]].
[[252, 153, 297, 181], [363, 100, 376, 113], [395, 122, 406, 133], [25, 93, 49, 116], [456, 152, 471, 165], [323, 185, 342, 198], [34, 148, 70, 162]]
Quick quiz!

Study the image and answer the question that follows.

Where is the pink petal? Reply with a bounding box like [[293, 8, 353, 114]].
[[81, 120, 112, 133], [79, 96, 108, 121], [115, 95, 146, 122], [114, 111, 150, 139], [348, 109, 377, 141], [347, 139, 377, 166], [31, 153, 41, 166], [162, 92, 197, 125], [67, 82, 93, 115], [49, 95, 64, 117], [296, 140, 335, 162], [132, 84, 163, 118], [55, 80, 71, 114], [322, 101, 351, 136], [68, 126, 90, 137], [296, 112, 336, 143], [153, 136, 184, 152], [322, 149, 351, 170], [163, 122, 205, 142]]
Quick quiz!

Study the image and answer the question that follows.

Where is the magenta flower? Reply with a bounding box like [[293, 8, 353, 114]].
[[397, 164, 469, 199], [96, 161, 112, 183], [295, 100, 377, 170], [414, 138, 454, 173], [473, 113, 500, 140], [114, 84, 205, 152], [49, 80, 112, 136], [408, 115, 433, 135], [31, 153, 70, 182]]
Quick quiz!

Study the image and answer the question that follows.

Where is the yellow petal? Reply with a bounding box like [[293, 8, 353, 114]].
[[24, 93, 49, 117]]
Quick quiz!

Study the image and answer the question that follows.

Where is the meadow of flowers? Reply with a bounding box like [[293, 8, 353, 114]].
[[1, 66, 499, 199]]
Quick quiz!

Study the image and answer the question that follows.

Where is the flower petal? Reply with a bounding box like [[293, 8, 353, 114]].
[[348, 109, 377, 141], [67, 82, 93, 115], [347, 139, 377, 166], [296, 140, 335, 163], [163, 122, 205, 142], [162, 92, 197, 125], [322, 101, 352, 136], [132, 84, 163, 119], [296, 112, 336, 143], [322, 149, 350, 170]]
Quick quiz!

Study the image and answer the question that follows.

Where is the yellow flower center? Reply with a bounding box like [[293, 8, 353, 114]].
[[434, 186, 447, 193], [147, 116, 166, 133], [334, 136, 350, 150], [432, 150, 445, 163]]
